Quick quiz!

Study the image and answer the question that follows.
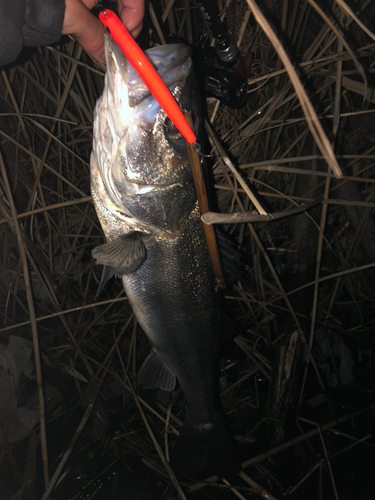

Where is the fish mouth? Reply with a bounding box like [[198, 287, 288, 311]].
[[102, 33, 197, 186], [105, 31, 193, 121]]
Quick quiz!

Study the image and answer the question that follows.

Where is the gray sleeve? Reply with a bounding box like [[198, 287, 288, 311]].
[[0, 0, 65, 67], [23, 0, 65, 46]]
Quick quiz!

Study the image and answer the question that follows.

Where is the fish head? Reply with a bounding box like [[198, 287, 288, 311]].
[[91, 33, 200, 238]]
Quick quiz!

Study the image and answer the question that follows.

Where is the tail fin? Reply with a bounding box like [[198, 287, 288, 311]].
[[169, 413, 240, 480]]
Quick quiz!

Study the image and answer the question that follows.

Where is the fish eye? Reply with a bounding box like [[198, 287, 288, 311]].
[[164, 116, 186, 152]]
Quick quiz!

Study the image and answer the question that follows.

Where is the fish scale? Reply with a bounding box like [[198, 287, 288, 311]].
[[91, 32, 240, 480]]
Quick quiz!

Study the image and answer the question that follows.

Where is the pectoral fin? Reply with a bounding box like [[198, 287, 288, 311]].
[[92, 232, 146, 275], [138, 349, 176, 391]]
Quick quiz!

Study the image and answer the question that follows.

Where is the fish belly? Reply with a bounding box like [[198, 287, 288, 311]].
[[122, 203, 240, 479]]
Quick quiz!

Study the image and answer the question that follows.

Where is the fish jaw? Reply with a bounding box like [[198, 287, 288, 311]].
[[91, 33, 199, 237]]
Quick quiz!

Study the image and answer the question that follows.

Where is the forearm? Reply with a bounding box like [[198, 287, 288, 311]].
[[0, 0, 65, 66], [0, 0, 145, 67]]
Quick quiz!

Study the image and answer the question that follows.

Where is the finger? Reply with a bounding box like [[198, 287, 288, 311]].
[[79, 0, 98, 9], [63, 0, 105, 62], [73, 15, 105, 62], [117, 0, 144, 38]]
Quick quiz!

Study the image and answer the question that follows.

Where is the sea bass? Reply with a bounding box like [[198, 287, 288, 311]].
[[90, 32, 240, 480]]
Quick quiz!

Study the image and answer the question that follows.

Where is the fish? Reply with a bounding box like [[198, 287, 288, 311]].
[[90, 32, 240, 480]]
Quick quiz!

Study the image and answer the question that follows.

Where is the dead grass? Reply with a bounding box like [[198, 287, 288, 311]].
[[1, 0, 375, 498]]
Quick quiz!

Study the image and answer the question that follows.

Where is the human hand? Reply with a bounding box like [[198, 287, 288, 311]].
[[62, 0, 144, 62]]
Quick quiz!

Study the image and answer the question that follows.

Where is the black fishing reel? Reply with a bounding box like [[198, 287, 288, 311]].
[[195, 45, 249, 109], [194, 0, 252, 109]]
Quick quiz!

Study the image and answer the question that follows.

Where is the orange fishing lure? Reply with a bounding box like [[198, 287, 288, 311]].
[[99, 9, 197, 145]]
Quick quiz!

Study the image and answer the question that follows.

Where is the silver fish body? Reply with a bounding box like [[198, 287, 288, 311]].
[[91, 33, 239, 479]]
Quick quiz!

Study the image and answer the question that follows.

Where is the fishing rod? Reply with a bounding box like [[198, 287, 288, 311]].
[[196, 0, 242, 68]]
